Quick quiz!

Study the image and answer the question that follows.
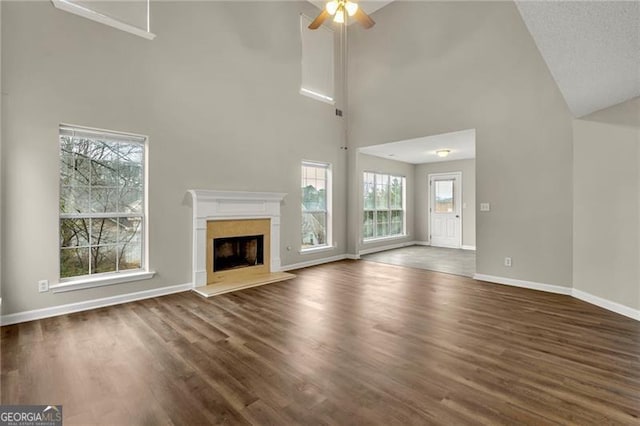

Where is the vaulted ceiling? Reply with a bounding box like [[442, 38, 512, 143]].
[[310, 0, 639, 118], [515, 1, 640, 117]]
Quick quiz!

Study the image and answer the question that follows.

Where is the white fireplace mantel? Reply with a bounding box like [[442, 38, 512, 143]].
[[187, 190, 287, 288]]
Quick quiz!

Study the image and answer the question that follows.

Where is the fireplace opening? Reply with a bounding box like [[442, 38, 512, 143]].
[[213, 235, 264, 272]]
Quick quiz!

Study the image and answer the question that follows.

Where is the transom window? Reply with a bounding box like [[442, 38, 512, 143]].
[[301, 161, 332, 250], [59, 125, 147, 280], [363, 172, 406, 240]]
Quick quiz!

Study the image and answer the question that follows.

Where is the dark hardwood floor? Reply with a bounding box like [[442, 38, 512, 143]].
[[2, 260, 639, 425]]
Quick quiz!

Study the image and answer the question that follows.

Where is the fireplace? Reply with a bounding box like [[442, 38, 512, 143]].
[[214, 235, 264, 272], [188, 190, 294, 297]]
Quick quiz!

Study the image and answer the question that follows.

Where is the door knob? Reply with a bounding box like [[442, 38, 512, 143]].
[[456, 215, 460, 218]]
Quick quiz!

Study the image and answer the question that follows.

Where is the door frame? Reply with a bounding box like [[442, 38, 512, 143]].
[[428, 171, 462, 248]]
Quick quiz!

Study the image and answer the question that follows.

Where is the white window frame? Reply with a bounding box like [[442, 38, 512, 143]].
[[51, 0, 156, 40], [301, 160, 333, 253], [52, 124, 154, 293], [363, 171, 407, 241]]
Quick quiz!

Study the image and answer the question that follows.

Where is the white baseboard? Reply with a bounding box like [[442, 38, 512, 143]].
[[474, 273, 639, 321], [359, 240, 415, 256], [281, 254, 348, 271], [462, 245, 476, 251], [473, 273, 572, 295], [413, 240, 430, 246], [0, 283, 193, 326], [345, 253, 360, 260], [572, 288, 640, 321]]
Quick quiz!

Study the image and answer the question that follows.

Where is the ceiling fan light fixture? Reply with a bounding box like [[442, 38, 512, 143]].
[[345, 1, 359, 17], [325, 0, 339, 15], [334, 7, 345, 23], [436, 149, 450, 158]]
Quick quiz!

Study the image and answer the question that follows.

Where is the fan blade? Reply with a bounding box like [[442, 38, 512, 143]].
[[353, 8, 375, 29], [308, 10, 330, 30]]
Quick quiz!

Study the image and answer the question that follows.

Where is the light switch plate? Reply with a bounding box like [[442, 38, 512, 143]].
[[480, 203, 491, 212]]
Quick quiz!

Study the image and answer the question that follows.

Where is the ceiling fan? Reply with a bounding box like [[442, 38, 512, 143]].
[[308, 0, 375, 30]]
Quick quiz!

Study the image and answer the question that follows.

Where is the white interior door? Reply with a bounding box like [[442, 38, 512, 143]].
[[429, 172, 462, 248]]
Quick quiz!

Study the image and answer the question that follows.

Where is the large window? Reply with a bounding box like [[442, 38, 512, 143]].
[[363, 172, 406, 240], [59, 125, 147, 280], [301, 161, 331, 250]]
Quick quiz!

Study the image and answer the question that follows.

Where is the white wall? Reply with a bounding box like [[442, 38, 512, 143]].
[[347, 1, 573, 288], [573, 97, 640, 311], [357, 153, 415, 253], [1, 1, 348, 315], [415, 159, 476, 248]]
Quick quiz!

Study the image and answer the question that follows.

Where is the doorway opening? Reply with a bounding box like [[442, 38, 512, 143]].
[[357, 128, 476, 277]]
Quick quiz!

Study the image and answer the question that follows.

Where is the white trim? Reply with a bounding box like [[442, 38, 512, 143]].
[[473, 273, 572, 295], [462, 245, 476, 251], [345, 253, 360, 260], [362, 234, 408, 244], [281, 254, 347, 271], [428, 171, 463, 249], [572, 289, 640, 321], [0, 283, 192, 326], [359, 240, 415, 256], [187, 190, 286, 288], [413, 240, 431, 246], [299, 244, 336, 255], [51, 271, 155, 293], [299, 88, 335, 104], [51, 0, 156, 40]]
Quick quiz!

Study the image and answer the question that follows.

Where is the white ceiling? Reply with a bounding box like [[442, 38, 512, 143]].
[[515, 1, 640, 118], [359, 129, 476, 165]]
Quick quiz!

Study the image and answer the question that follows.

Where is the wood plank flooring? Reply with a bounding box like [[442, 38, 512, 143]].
[[2, 260, 639, 425]]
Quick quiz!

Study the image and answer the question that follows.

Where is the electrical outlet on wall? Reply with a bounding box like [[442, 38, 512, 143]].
[[38, 280, 49, 293], [504, 257, 512, 267], [480, 203, 491, 211]]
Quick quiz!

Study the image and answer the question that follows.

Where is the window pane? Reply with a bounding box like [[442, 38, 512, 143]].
[[60, 219, 90, 247], [390, 176, 403, 209], [376, 211, 389, 237], [363, 172, 375, 210], [118, 143, 144, 188], [60, 247, 90, 278], [390, 210, 403, 235], [60, 185, 90, 214], [435, 180, 454, 213], [119, 242, 142, 271], [60, 151, 91, 187], [302, 212, 326, 248], [90, 141, 120, 187], [91, 218, 119, 246], [91, 187, 118, 213], [375, 174, 389, 209], [92, 246, 117, 274], [119, 187, 143, 213], [302, 166, 327, 212], [363, 211, 374, 239]]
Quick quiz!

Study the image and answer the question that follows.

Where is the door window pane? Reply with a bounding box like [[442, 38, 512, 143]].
[[435, 180, 454, 213]]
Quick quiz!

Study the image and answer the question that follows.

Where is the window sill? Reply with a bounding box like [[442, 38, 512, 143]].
[[51, 271, 156, 293], [299, 244, 336, 255], [362, 234, 408, 244]]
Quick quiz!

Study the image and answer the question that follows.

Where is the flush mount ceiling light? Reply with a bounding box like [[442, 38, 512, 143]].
[[308, 0, 375, 30], [436, 149, 450, 158]]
